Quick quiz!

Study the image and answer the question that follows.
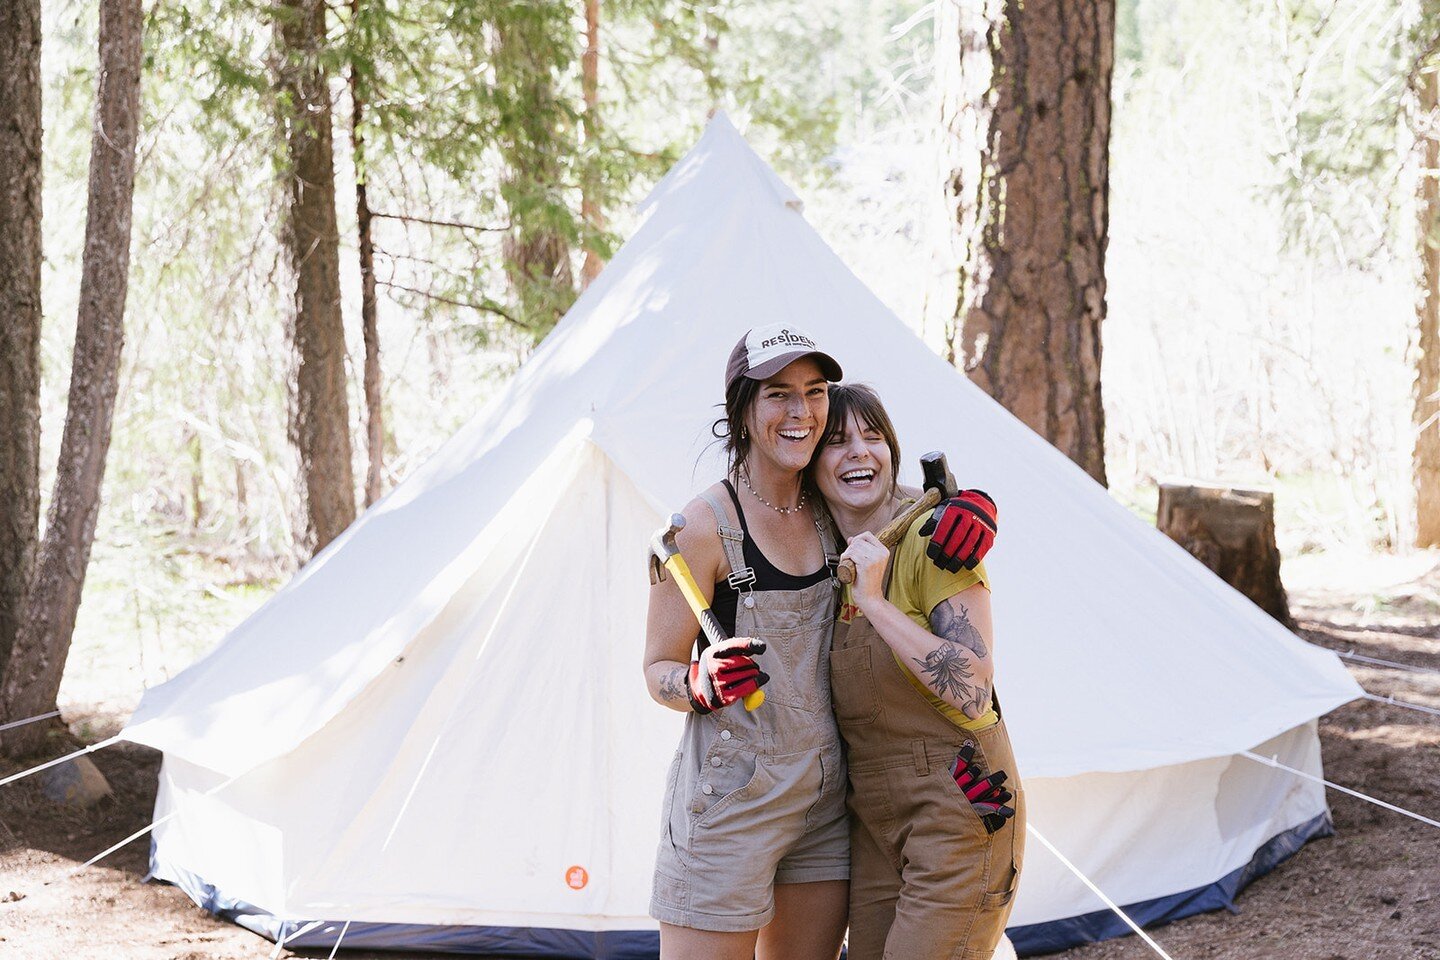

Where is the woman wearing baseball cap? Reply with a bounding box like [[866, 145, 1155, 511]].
[[642, 325, 996, 960]]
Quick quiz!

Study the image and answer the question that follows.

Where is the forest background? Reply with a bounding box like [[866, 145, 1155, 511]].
[[5, 0, 1432, 727]]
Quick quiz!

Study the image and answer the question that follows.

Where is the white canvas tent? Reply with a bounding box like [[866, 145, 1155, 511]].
[[121, 114, 1362, 957]]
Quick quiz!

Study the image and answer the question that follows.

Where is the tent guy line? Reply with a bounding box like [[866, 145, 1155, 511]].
[[1337, 649, 1440, 675], [66, 771, 243, 877], [1026, 823, 1178, 960], [326, 920, 353, 959], [0, 709, 62, 734], [1361, 690, 1440, 719], [1240, 751, 1440, 829], [0, 735, 121, 788], [270, 919, 326, 959]]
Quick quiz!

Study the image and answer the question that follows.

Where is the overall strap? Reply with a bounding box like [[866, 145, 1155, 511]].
[[810, 499, 842, 582], [697, 487, 753, 591]]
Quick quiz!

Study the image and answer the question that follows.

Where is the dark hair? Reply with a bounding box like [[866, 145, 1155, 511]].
[[711, 375, 763, 477], [814, 383, 902, 494]]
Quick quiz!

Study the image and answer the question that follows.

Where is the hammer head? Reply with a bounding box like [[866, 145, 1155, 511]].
[[920, 451, 958, 499], [647, 513, 687, 585]]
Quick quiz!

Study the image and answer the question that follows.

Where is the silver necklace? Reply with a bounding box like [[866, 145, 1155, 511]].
[[740, 471, 807, 516]]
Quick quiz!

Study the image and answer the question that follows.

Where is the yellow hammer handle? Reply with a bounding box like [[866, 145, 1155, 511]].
[[663, 553, 763, 711]]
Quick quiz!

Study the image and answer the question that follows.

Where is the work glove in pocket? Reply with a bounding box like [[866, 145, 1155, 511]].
[[951, 742, 1015, 834]]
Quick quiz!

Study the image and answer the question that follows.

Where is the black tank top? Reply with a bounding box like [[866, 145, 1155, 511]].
[[711, 480, 832, 636]]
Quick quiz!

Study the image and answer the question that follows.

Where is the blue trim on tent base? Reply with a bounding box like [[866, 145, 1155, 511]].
[[151, 811, 1329, 958], [1009, 811, 1333, 956], [149, 854, 660, 959]]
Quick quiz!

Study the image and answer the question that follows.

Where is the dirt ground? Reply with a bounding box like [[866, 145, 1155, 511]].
[[1, 555, 1437, 960]]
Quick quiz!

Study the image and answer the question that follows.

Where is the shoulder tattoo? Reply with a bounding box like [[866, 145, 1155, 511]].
[[929, 600, 988, 660]]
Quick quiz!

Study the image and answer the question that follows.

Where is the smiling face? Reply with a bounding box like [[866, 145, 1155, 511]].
[[815, 408, 896, 516], [742, 356, 830, 475]]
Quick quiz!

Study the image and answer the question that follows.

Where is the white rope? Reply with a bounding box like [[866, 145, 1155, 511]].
[[1337, 649, 1440, 675], [326, 919, 352, 959], [0, 710, 62, 734], [1025, 823, 1178, 960], [1362, 690, 1440, 719], [1240, 751, 1440, 829], [0, 735, 122, 788], [271, 919, 325, 959], [68, 772, 242, 876]]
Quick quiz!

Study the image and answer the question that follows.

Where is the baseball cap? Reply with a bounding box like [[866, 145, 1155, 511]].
[[725, 324, 843, 391]]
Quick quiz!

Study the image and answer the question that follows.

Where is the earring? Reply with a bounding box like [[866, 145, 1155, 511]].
[[740, 426, 748, 440]]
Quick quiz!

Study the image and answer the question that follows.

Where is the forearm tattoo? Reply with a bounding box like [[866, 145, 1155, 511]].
[[659, 666, 689, 703], [916, 602, 992, 717]]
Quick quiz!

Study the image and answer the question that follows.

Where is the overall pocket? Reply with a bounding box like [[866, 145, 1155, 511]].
[[692, 743, 765, 827], [830, 643, 881, 726]]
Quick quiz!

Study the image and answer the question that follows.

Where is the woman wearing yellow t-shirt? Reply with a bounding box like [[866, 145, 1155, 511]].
[[813, 383, 1023, 960]]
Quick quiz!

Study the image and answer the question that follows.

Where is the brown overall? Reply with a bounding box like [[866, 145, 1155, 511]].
[[649, 490, 849, 932], [829, 557, 1025, 960]]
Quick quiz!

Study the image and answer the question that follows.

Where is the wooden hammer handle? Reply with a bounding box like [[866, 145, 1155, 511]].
[[836, 487, 944, 585]]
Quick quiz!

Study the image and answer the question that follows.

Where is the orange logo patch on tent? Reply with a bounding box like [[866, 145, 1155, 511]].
[[565, 865, 589, 890]]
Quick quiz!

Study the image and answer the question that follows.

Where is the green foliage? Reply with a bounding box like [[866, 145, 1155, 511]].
[[33, 0, 852, 663], [1264, 0, 1411, 270]]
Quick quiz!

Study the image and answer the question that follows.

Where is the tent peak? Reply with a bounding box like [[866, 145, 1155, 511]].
[[637, 112, 804, 217]]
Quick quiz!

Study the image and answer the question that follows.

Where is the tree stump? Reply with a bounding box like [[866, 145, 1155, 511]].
[[1156, 482, 1293, 628]]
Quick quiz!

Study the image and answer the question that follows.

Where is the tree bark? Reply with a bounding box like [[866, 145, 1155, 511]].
[[580, 0, 604, 288], [275, 0, 356, 555], [1415, 50, 1440, 546], [0, 0, 44, 685], [945, 0, 1113, 486], [1, 0, 142, 757], [349, 0, 384, 508], [494, 10, 575, 331], [1156, 482, 1293, 628]]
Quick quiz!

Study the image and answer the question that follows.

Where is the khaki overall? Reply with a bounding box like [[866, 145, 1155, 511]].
[[649, 490, 850, 932], [829, 556, 1025, 960]]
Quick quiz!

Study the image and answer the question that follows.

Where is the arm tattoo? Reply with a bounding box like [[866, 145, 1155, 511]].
[[912, 644, 978, 704], [928, 601, 988, 660], [659, 666, 689, 703], [967, 677, 993, 718], [918, 602, 992, 716]]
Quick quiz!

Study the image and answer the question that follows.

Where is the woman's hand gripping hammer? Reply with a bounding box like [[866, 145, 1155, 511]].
[[649, 514, 766, 711], [836, 451, 956, 585]]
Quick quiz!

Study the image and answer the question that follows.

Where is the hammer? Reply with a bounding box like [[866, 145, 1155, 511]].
[[836, 451, 956, 585], [649, 514, 765, 711]]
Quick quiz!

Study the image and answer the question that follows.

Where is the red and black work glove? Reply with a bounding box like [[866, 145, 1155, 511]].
[[951, 743, 1016, 834], [688, 637, 769, 714], [919, 489, 997, 573]]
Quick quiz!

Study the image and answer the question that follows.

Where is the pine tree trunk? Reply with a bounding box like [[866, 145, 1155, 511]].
[[494, 11, 575, 330], [0, 0, 44, 685], [1, 0, 142, 757], [947, 0, 1114, 486], [275, 0, 356, 555], [1415, 56, 1440, 546], [350, 0, 384, 508], [580, 0, 604, 288]]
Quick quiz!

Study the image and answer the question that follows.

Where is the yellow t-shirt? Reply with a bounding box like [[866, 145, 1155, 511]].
[[838, 510, 997, 731]]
